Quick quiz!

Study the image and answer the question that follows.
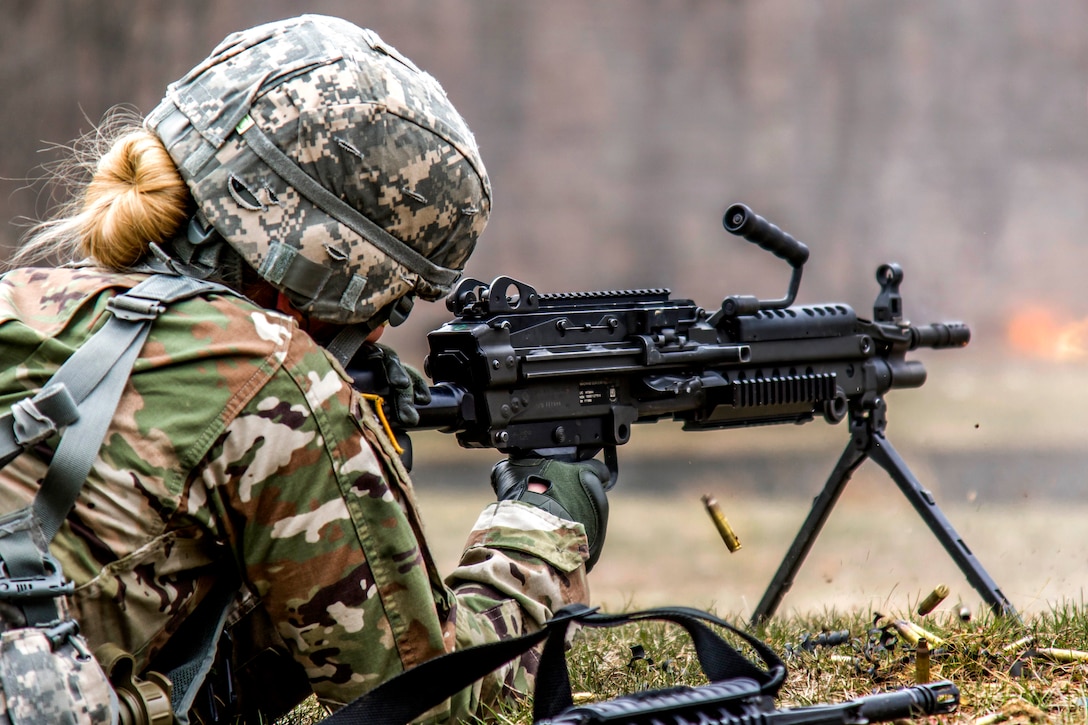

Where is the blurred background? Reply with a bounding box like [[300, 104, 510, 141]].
[[2, 1, 1087, 619]]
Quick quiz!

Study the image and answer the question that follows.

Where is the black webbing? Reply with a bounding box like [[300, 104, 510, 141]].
[[321, 603, 785, 725], [238, 117, 459, 291]]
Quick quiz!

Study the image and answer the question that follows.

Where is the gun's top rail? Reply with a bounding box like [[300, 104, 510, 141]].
[[447, 275, 679, 318], [351, 204, 969, 455]]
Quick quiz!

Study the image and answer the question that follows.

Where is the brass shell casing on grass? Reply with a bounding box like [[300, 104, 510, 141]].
[[1035, 647, 1088, 664], [892, 619, 945, 648], [915, 638, 931, 684]]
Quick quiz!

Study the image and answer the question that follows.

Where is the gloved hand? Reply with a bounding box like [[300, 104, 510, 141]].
[[491, 456, 612, 571], [369, 342, 431, 427]]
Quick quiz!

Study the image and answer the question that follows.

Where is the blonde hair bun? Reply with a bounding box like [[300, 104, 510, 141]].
[[79, 130, 189, 268]]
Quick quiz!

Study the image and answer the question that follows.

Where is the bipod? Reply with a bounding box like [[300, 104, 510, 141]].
[[749, 398, 1017, 628]]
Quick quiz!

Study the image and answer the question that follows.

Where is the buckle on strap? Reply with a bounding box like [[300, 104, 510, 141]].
[[0, 554, 74, 601], [107, 294, 167, 321], [11, 383, 79, 447], [41, 619, 90, 657]]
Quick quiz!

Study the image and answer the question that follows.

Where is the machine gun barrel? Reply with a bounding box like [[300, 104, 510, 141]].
[[911, 321, 971, 349], [767, 681, 959, 725], [347, 203, 970, 460]]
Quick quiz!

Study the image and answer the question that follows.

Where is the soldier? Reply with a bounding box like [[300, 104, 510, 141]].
[[0, 15, 609, 723]]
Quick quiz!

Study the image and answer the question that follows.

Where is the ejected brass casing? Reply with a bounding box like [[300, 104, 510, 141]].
[[907, 621, 945, 647], [892, 620, 922, 646], [1035, 647, 1088, 664], [702, 494, 742, 552], [915, 638, 931, 684], [892, 619, 945, 648], [916, 584, 949, 616], [1001, 635, 1035, 654]]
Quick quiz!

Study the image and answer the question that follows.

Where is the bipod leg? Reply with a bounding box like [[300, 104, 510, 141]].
[[749, 427, 870, 628], [867, 431, 1018, 619]]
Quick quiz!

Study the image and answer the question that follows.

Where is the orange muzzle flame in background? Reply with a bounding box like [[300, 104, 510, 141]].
[[1007, 307, 1088, 361]]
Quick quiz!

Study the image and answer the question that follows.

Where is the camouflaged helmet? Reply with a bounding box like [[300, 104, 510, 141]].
[[145, 14, 491, 326]]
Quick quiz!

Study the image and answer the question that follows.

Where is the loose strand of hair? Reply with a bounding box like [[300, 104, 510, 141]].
[[11, 105, 189, 270]]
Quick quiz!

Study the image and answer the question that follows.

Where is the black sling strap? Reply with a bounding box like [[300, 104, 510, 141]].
[[321, 603, 786, 725]]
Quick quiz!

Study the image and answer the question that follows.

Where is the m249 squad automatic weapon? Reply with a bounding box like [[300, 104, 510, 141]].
[[351, 203, 1016, 625]]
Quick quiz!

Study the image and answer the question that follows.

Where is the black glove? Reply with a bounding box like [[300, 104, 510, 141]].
[[370, 343, 431, 427], [491, 456, 612, 571]]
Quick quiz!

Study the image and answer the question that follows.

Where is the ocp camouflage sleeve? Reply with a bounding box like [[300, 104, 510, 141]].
[[199, 328, 591, 719], [443, 502, 590, 712]]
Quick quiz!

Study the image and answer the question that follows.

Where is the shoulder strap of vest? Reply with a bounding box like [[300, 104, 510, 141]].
[[0, 273, 234, 626], [33, 274, 233, 541]]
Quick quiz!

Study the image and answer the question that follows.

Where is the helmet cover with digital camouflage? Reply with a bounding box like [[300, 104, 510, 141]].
[[145, 14, 491, 328]]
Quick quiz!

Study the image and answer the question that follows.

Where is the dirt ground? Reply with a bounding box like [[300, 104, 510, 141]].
[[414, 482, 1084, 622]]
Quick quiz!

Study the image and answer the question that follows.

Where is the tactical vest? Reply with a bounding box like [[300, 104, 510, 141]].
[[0, 274, 238, 725]]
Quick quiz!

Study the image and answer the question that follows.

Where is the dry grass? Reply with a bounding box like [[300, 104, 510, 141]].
[[280, 603, 1088, 724], [262, 488, 1088, 724], [281, 357, 1088, 723], [285, 604, 1088, 724], [399, 480, 1088, 724], [469, 602, 1088, 724]]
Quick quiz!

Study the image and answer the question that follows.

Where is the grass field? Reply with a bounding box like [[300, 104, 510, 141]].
[[507, 602, 1088, 724], [400, 488, 1088, 724], [285, 356, 1088, 723]]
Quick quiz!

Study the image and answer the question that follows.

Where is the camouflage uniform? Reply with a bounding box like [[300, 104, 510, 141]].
[[0, 265, 591, 720]]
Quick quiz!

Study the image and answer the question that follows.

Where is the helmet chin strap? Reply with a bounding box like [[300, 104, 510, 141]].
[[146, 216, 418, 370], [323, 294, 414, 367], [141, 215, 247, 289], [323, 325, 375, 368]]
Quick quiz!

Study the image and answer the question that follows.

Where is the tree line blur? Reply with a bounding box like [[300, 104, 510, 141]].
[[3, 1, 1087, 363]]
